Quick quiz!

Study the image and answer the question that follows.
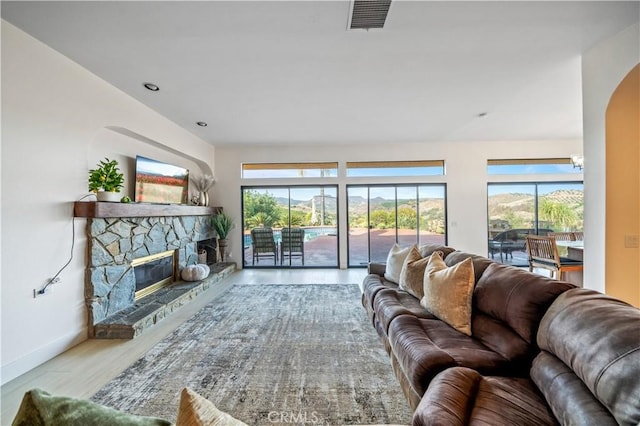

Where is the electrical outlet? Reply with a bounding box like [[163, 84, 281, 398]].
[[33, 277, 60, 298], [33, 287, 52, 298], [33, 288, 50, 298]]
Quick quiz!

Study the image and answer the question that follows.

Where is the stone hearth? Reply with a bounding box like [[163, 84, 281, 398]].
[[78, 203, 232, 339], [93, 263, 235, 339]]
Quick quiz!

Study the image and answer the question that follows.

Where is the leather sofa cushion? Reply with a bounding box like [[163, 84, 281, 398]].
[[471, 312, 531, 370], [361, 274, 397, 330], [388, 315, 510, 397], [373, 288, 436, 334], [534, 288, 640, 426], [412, 367, 557, 426], [418, 243, 456, 258], [444, 252, 494, 283], [367, 262, 386, 276], [361, 274, 397, 312], [531, 351, 618, 426], [474, 263, 574, 347]]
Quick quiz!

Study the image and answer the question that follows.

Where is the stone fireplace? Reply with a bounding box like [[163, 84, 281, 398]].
[[75, 202, 233, 338]]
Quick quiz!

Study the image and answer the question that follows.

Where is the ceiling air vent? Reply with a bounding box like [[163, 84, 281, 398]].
[[348, 0, 392, 30]]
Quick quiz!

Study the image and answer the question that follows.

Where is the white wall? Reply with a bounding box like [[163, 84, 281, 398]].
[[214, 139, 583, 269], [582, 23, 640, 292], [1, 22, 215, 384]]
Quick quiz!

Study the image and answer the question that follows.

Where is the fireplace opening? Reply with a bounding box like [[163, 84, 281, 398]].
[[132, 250, 177, 300], [197, 238, 217, 265]]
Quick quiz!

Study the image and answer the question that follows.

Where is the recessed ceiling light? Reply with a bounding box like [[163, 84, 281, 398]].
[[196, 122, 208, 127], [143, 82, 159, 91]]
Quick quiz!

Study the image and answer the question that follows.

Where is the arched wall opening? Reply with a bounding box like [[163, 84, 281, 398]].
[[605, 63, 640, 306]]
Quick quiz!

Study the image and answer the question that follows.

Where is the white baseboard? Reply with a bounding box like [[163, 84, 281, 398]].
[[1, 327, 88, 386]]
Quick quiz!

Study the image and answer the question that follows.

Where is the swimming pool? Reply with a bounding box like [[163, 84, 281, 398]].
[[243, 227, 336, 247]]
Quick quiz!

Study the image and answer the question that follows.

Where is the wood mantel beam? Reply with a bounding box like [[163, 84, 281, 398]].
[[74, 202, 221, 218]]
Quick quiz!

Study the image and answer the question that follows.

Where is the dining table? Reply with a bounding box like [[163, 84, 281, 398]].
[[555, 240, 584, 286]]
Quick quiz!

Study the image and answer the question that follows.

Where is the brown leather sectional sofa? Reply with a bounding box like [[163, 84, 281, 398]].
[[362, 244, 640, 425]]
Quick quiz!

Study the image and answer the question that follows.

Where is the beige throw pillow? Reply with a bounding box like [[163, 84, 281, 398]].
[[398, 247, 432, 299], [420, 252, 475, 336], [176, 388, 248, 426], [383, 244, 415, 284]]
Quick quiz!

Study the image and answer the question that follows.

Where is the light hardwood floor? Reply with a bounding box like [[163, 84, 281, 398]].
[[1, 268, 367, 424]]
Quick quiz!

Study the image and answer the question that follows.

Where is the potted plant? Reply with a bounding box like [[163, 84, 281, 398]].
[[211, 212, 234, 262], [89, 158, 125, 202]]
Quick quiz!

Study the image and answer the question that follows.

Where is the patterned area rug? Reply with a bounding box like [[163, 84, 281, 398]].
[[91, 284, 412, 425]]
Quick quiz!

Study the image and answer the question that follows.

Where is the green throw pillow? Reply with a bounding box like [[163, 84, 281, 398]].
[[12, 388, 171, 426]]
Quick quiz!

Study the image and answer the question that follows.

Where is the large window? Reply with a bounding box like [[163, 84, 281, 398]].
[[346, 160, 444, 177], [242, 186, 338, 268], [487, 182, 584, 266], [242, 162, 338, 179], [487, 158, 581, 175], [347, 184, 447, 267]]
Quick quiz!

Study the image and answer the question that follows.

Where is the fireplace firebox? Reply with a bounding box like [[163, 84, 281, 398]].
[[197, 238, 217, 265], [132, 250, 177, 300]]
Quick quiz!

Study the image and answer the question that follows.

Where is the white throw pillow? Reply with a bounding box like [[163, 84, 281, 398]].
[[383, 244, 415, 284]]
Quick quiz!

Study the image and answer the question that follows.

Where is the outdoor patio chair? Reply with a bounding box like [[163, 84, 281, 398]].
[[488, 229, 528, 261], [548, 232, 576, 241], [525, 235, 583, 281], [280, 227, 305, 265], [251, 227, 277, 265]]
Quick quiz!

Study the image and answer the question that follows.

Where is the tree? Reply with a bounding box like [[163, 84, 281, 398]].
[[370, 210, 392, 229], [245, 212, 277, 229], [397, 207, 417, 230], [539, 199, 578, 230], [243, 190, 280, 229]]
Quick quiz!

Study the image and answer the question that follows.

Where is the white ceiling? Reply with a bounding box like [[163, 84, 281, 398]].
[[2, 1, 638, 146]]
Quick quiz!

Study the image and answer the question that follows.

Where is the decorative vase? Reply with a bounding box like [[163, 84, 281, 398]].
[[199, 191, 209, 207], [218, 239, 228, 262], [96, 191, 121, 202]]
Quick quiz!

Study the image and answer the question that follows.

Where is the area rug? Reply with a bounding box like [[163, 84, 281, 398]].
[[91, 283, 413, 425]]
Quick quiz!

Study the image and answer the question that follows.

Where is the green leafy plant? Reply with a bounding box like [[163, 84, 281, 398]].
[[88, 158, 124, 192], [211, 212, 234, 240]]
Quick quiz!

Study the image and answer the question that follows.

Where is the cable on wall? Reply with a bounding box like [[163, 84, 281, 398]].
[[34, 193, 96, 297]]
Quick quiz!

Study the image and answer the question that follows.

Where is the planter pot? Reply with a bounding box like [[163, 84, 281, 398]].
[[218, 239, 228, 262], [96, 191, 121, 202]]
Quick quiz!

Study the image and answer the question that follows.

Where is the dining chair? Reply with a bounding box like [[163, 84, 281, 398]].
[[250, 227, 277, 265], [280, 227, 305, 265], [525, 235, 583, 281]]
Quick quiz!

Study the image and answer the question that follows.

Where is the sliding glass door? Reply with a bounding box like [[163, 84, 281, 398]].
[[347, 184, 446, 267], [487, 182, 583, 266], [242, 186, 338, 268]]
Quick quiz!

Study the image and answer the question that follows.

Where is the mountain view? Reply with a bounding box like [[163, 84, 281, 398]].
[[488, 189, 584, 231]]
